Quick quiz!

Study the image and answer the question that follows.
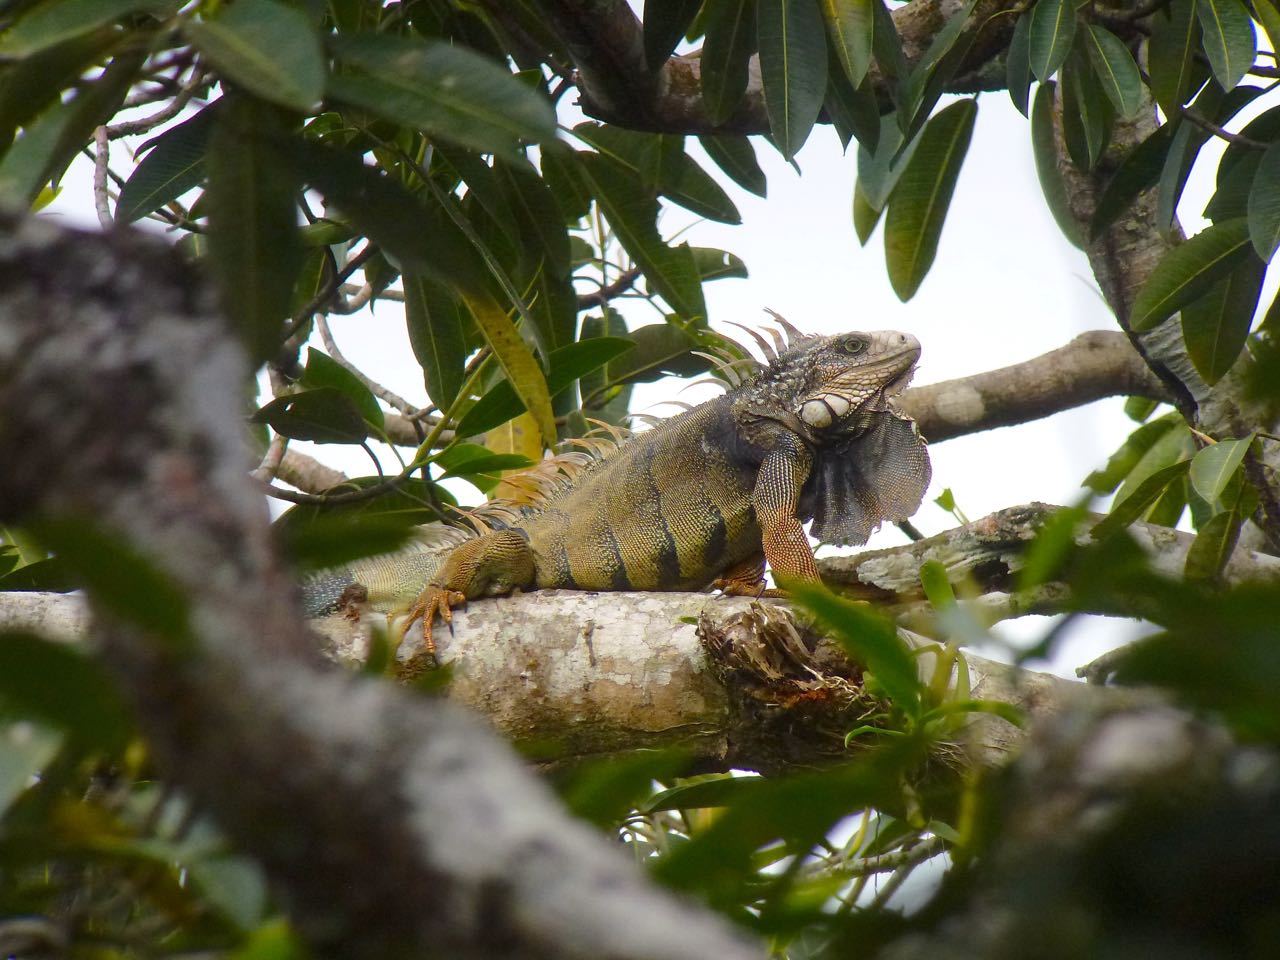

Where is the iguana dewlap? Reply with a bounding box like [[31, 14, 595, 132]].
[[301, 327, 931, 645]]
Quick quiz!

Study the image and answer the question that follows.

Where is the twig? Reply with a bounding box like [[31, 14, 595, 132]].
[[249, 434, 288, 483], [804, 835, 947, 883], [577, 265, 642, 310], [1179, 107, 1269, 149], [280, 243, 379, 346], [92, 127, 113, 230], [107, 68, 206, 139], [342, 282, 404, 303]]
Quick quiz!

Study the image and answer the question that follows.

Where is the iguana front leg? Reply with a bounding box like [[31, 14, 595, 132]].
[[393, 530, 535, 657], [752, 433, 821, 589]]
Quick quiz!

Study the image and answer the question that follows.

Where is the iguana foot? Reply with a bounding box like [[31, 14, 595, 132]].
[[713, 579, 788, 599], [393, 585, 467, 660]]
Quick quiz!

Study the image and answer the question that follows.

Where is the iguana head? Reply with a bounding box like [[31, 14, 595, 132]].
[[732, 328, 931, 546], [734, 329, 921, 442]]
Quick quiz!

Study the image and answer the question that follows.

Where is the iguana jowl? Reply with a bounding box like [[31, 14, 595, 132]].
[[302, 327, 930, 647]]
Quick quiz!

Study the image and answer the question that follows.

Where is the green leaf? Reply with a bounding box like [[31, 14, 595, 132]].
[[1183, 500, 1246, 579], [600, 322, 711, 386], [856, 112, 920, 211], [641, 774, 761, 812], [116, 103, 217, 223], [884, 97, 976, 301], [438, 452, 535, 480], [0, 51, 141, 206], [870, 0, 907, 81], [700, 134, 767, 197], [1189, 434, 1254, 503], [453, 337, 634, 438], [280, 514, 416, 573], [252, 389, 369, 443], [1247, 142, 1280, 259], [853, 179, 883, 245], [404, 273, 470, 412], [658, 142, 743, 223], [1006, 12, 1033, 116], [1028, 0, 1076, 81], [824, 63, 881, 151], [577, 152, 707, 321], [1257, 0, 1280, 55], [0, 555, 77, 592], [1030, 82, 1084, 247], [328, 33, 554, 156], [465, 292, 556, 450], [1114, 419, 1195, 506], [1149, 0, 1205, 116], [1081, 24, 1144, 118], [919, 559, 956, 610], [1090, 124, 1174, 239], [300, 348, 383, 428], [1182, 255, 1264, 383], [1060, 48, 1113, 171], [0, 719, 61, 814], [206, 97, 302, 364], [187, 856, 269, 932], [0, 0, 170, 58], [185, 0, 324, 112], [0, 30, 117, 150], [0, 631, 131, 751], [1205, 147, 1260, 222], [691, 246, 748, 281], [644, 0, 702, 68], [791, 583, 921, 716], [1092, 461, 1191, 539], [1193, 0, 1256, 92], [821, 0, 875, 89], [1125, 396, 1160, 422], [757, 0, 829, 160], [1131, 218, 1254, 330], [32, 518, 192, 650], [1084, 414, 1180, 494], [701, 0, 758, 123], [561, 748, 693, 825]]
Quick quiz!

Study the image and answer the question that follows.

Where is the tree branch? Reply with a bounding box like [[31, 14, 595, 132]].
[[0, 216, 757, 960]]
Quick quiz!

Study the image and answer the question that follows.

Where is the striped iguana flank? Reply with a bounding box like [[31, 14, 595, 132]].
[[301, 325, 931, 653]]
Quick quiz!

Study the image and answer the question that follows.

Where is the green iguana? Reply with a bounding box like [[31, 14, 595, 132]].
[[301, 324, 930, 653]]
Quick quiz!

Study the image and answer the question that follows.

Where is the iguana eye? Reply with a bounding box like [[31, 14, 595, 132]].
[[840, 337, 867, 355]]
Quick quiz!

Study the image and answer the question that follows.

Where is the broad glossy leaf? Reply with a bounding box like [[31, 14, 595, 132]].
[[495, 156, 573, 281], [185, 0, 324, 112], [792, 584, 921, 715], [1131, 218, 1254, 330], [1248, 142, 1280, 259], [1092, 461, 1191, 539], [300, 348, 383, 428], [0, 30, 117, 148], [1189, 434, 1255, 503], [0, 631, 131, 750], [577, 152, 707, 320], [1082, 24, 1143, 118], [1193, 0, 1255, 92], [856, 112, 919, 210], [465, 292, 556, 450], [1030, 82, 1084, 247], [1182, 255, 1264, 383], [1090, 124, 1173, 239], [853, 179, 882, 244], [1006, 13, 1032, 116], [758, 0, 828, 159], [439, 452, 535, 480], [602, 322, 711, 385], [691, 247, 748, 281], [0, 0, 170, 57], [700, 134, 767, 196], [1115, 420, 1195, 506], [1184, 504, 1245, 579], [540, 141, 593, 222], [1028, 0, 1076, 81], [1257, 0, 1280, 55], [206, 98, 302, 363], [405, 273, 470, 411], [117, 102, 217, 223], [870, 0, 907, 81], [454, 337, 635, 436], [1149, 0, 1205, 115], [895, 0, 977, 143], [0, 51, 140, 206], [284, 139, 488, 294], [701, 0, 758, 123], [0, 556, 77, 592], [1084, 414, 1181, 494], [281, 514, 416, 573], [1061, 49, 1113, 171], [884, 98, 977, 301], [824, 62, 881, 151], [821, 0, 875, 88], [328, 33, 554, 156], [644, 0, 702, 68], [253, 389, 368, 443]]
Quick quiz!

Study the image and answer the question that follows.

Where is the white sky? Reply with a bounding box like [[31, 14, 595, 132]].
[[45, 80, 1250, 679]]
